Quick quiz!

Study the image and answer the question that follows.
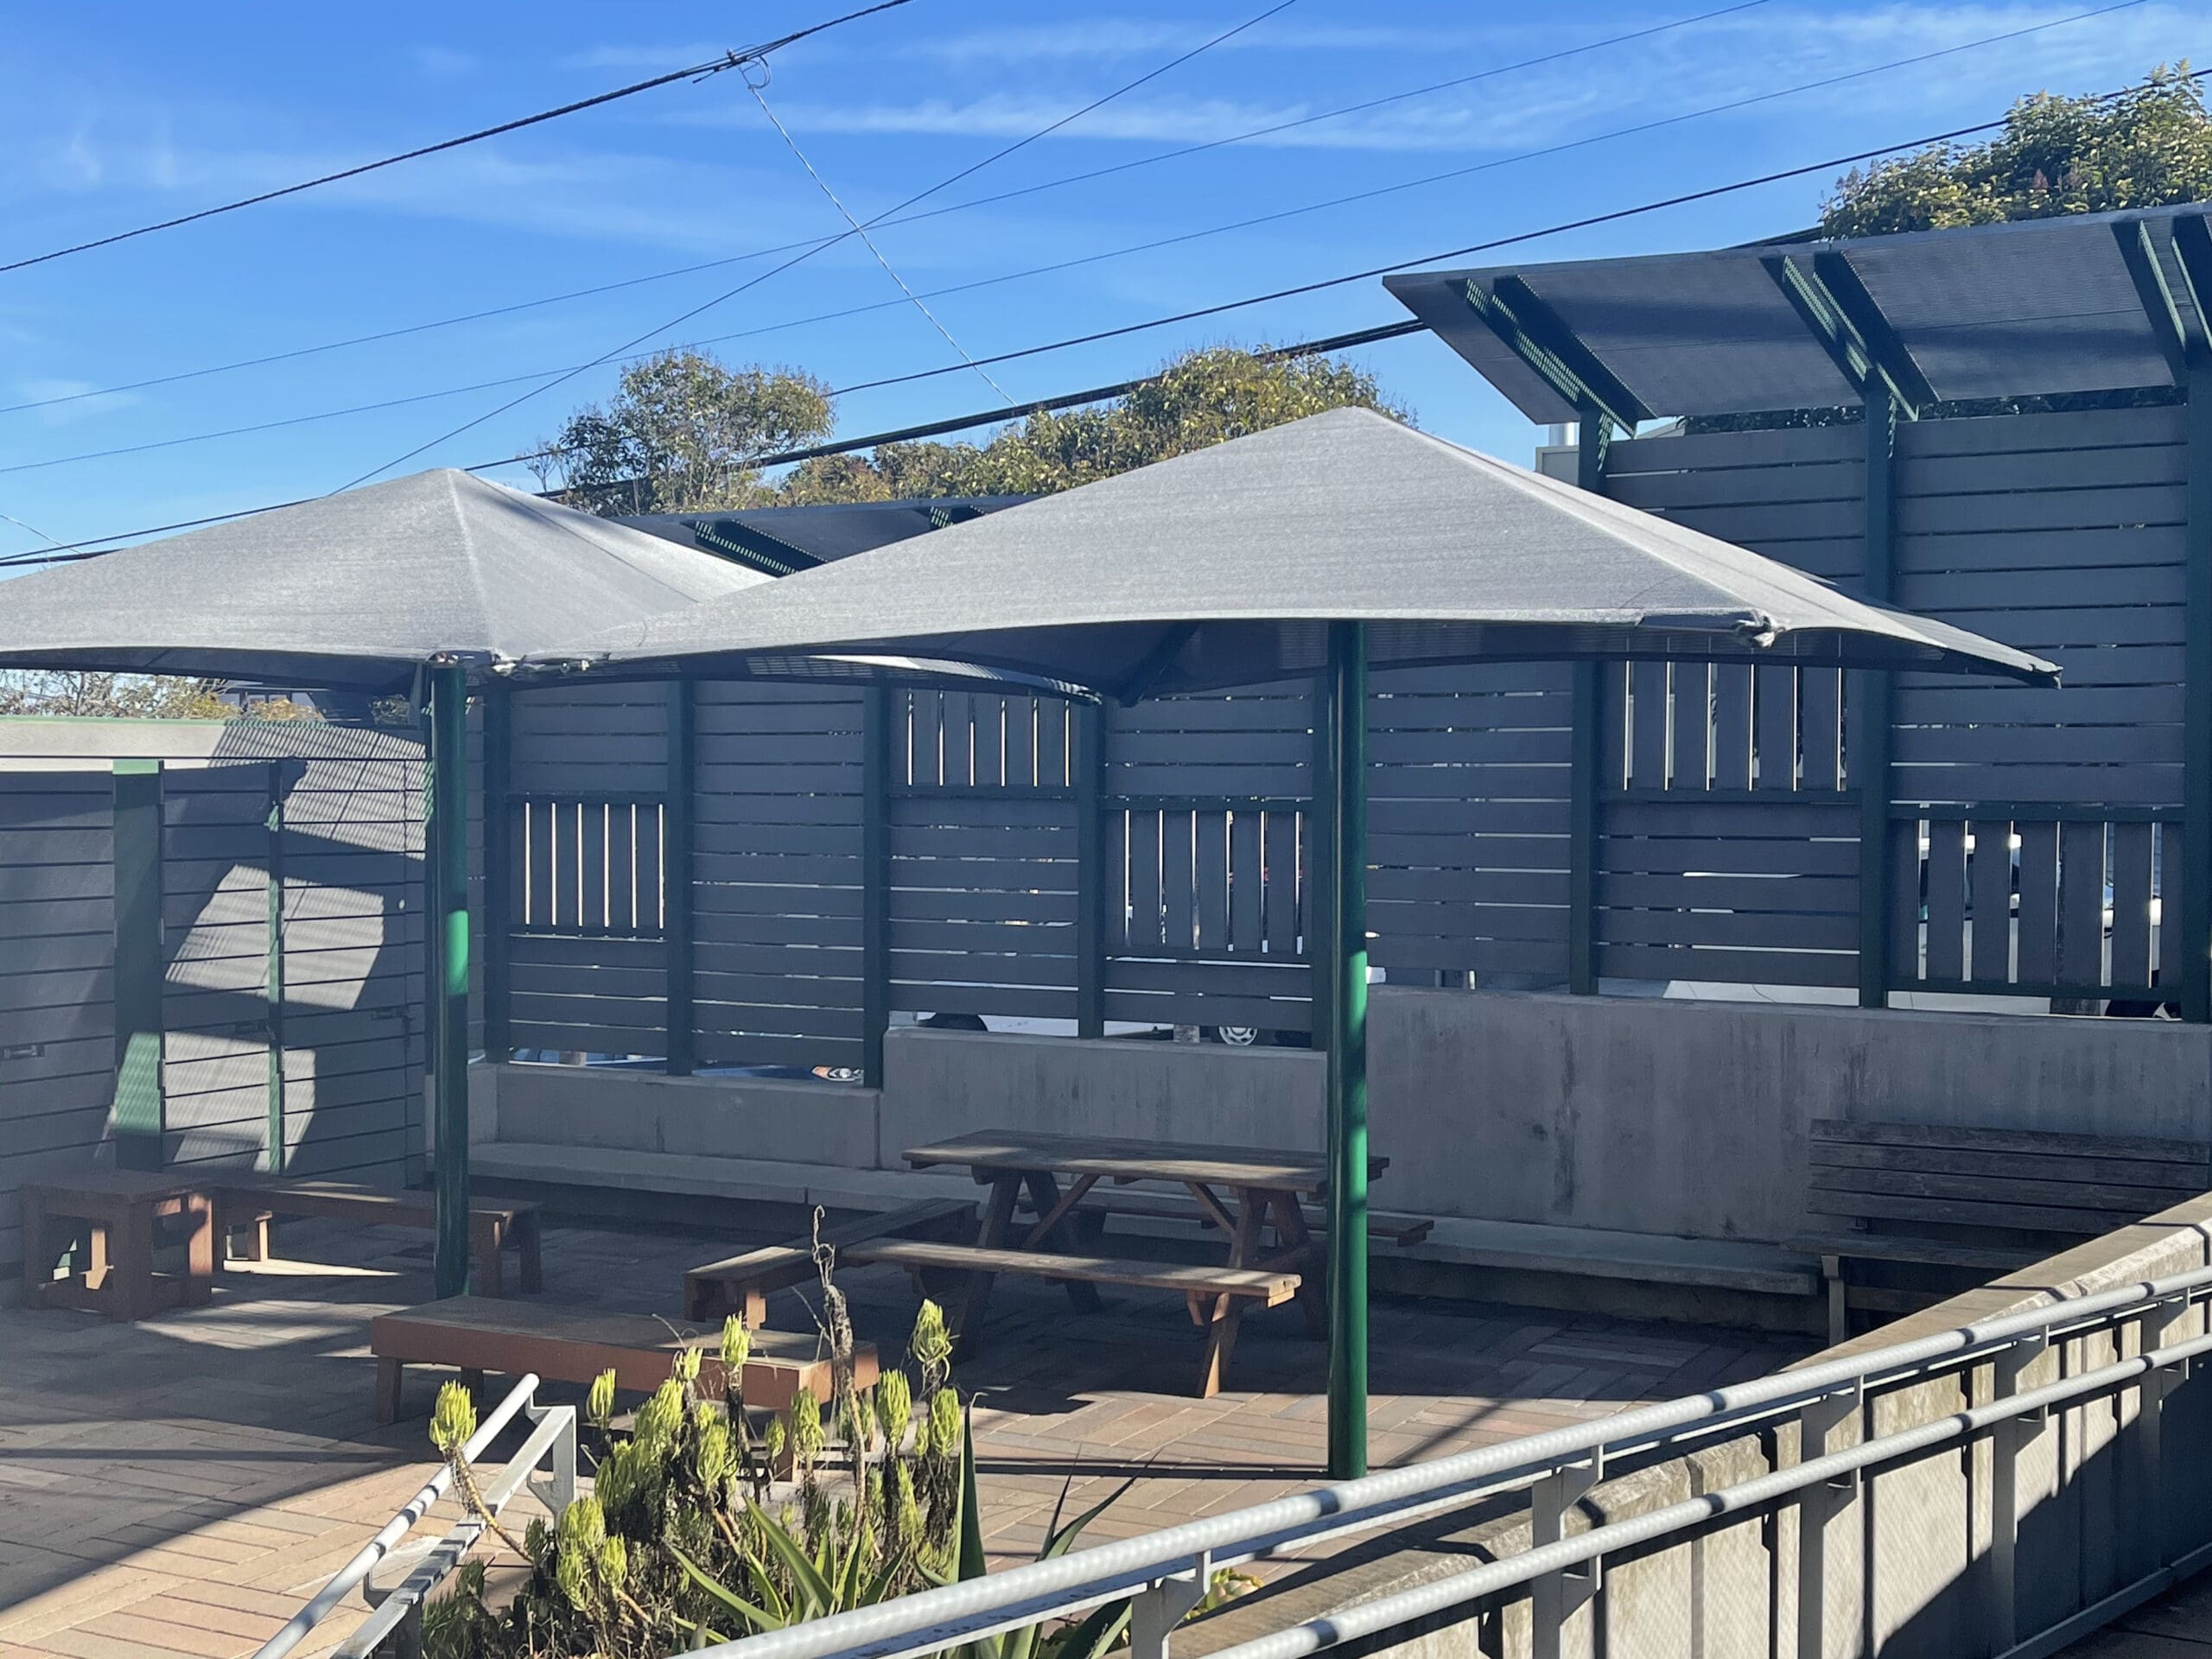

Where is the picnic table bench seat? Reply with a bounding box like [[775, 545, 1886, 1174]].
[[1030, 1186, 1433, 1248], [370, 1296, 874, 1440], [1796, 1119, 2212, 1342], [213, 1177, 543, 1298], [682, 1197, 977, 1323]]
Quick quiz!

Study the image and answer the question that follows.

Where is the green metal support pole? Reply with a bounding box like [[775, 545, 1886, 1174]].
[[664, 681, 696, 1074], [264, 761, 288, 1174], [427, 664, 472, 1300], [112, 759, 165, 1172], [1857, 391, 1899, 1008], [1322, 620, 1370, 1480], [2186, 362, 2212, 1024]]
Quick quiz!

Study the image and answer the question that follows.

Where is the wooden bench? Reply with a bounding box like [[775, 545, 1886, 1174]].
[[370, 1296, 876, 1428], [1797, 1119, 2212, 1342], [841, 1236, 1305, 1397], [213, 1179, 543, 1298], [683, 1198, 978, 1324], [21, 1171, 218, 1321]]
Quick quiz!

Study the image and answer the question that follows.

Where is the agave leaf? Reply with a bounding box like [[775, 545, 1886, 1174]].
[[953, 1400, 999, 1659], [1039, 1476, 1136, 1563], [1046, 1599, 1132, 1659], [861, 1551, 906, 1607], [671, 1541, 786, 1632], [756, 1499, 838, 1617], [837, 1519, 871, 1608]]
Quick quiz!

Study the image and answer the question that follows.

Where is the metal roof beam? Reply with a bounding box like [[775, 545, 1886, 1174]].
[[1461, 277, 1649, 433], [2168, 213, 2212, 361], [2114, 218, 2199, 383], [1809, 252, 1939, 412]]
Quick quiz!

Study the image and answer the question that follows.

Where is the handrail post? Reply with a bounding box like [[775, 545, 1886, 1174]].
[[1530, 1452, 1603, 1659], [1794, 1383, 1859, 1659], [1129, 1553, 1211, 1659], [1986, 1332, 2047, 1650], [2133, 1293, 2187, 1576]]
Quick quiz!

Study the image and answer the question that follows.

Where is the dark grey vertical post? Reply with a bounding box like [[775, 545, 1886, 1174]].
[[1858, 391, 1900, 1008], [1320, 620, 1370, 1481], [2187, 364, 2212, 1024], [1567, 410, 1611, 995], [480, 686, 512, 1064], [1074, 701, 1105, 1039], [112, 759, 164, 1172], [427, 664, 471, 1301], [264, 761, 288, 1175], [664, 680, 697, 1073], [861, 686, 892, 1087]]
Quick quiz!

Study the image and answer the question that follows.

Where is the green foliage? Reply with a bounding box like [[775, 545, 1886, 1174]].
[[533, 348, 836, 515], [911, 1298, 952, 1392], [0, 671, 312, 721], [1822, 65, 2212, 237], [778, 345, 1407, 504], [429, 1381, 477, 1456]]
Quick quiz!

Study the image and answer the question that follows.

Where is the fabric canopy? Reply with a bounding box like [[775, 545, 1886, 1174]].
[[0, 469, 765, 691], [538, 407, 2058, 695]]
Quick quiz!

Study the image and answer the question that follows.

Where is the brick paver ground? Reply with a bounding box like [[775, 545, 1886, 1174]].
[[0, 1215, 1808, 1656]]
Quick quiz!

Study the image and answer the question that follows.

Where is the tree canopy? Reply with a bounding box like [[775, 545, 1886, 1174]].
[[1821, 65, 2212, 238], [0, 671, 317, 721]]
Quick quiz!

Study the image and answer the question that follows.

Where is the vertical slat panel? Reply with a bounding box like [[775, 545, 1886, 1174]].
[[1102, 806, 1129, 951], [1163, 810, 1195, 950], [524, 800, 551, 929], [970, 695, 1004, 789], [632, 804, 662, 934], [1598, 663, 1628, 792], [1005, 696, 1036, 791], [1264, 810, 1299, 954], [2059, 821, 2108, 987], [913, 692, 944, 787], [2016, 822, 2061, 984], [1128, 809, 1162, 950], [2157, 822, 2177, 993], [1037, 698, 1070, 789], [939, 692, 973, 787], [548, 802, 575, 931], [1196, 810, 1229, 950], [1801, 671, 1842, 791], [1756, 667, 1796, 790], [2111, 821, 2154, 988], [1230, 809, 1262, 950], [1969, 817, 2013, 982], [579, 803, 608, 936], [1670, 664, 1710, 791], [1630, 662, 1669, 787], [1888, 816, 1923, 982], [1712, 666, 1753, 790], [1924, 818, 1967, 982]]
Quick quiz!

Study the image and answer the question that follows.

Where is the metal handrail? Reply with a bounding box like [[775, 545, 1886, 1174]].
[[691, 1262, 2212, 1659], [252, 1374, 575, 1659]]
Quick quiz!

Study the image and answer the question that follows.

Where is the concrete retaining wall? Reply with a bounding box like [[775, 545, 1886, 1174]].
[[483, 989, 2212, 1247]]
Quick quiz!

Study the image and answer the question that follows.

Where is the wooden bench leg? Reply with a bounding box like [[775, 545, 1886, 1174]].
[[226, 1212, 273, 1263], [470, 1215, 505, 1300], [19, 1187, 48, 1304], [1197, 1299, 1243, 1399], [181, 1193, 217, 1306], [1270, 1194, 1326, 1341], [1023, 1171, 1102, 1313], [116, 1205, 156, 1322], [515, 1211, 543, 1295], [1822, 1255, 1847, 1345], [955, 1173, 1025, 1357], [375, 1357, 404, 1425]]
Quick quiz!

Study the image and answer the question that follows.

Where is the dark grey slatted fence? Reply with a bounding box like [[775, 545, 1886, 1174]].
[[692, 683, 866, 1071]]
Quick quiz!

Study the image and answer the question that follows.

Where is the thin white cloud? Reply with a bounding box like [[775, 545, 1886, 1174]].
[[16, 378, 140, 427]]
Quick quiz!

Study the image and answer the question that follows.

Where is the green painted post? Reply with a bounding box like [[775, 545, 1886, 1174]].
[[264, 762, 288, 1175], [427, 664, 472, 1299], [1322, 620, 1370, 1480], [1567, 411, 1611, 996], [481, 686, 513, 1065], [861, 687, 891, 1088], [1075, 702, 1105, 1039], [1857, 391, 1899, 1008], [664, 681, 696, 1074], [111, 759, 165, 1172], [2185, 363, 2212, 1024]]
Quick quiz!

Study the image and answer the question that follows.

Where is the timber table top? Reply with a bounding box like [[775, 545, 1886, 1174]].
[[903, 1129, 1387, 1194]]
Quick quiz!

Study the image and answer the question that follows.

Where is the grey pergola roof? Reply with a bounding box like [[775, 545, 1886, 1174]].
[[1383, 205, 2212, 423], [0, 470, 766, 692], [537, 407, 2057, 696], [620, 497, 1031, 574]]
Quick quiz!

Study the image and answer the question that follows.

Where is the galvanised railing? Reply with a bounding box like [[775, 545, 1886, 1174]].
[[690, 1264, 2212, 1659], [252, 1373, 575, 1659]]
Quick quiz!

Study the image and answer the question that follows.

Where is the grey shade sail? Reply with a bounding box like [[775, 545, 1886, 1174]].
[[0, 469, 767, 692], [537, 408, 2058, 696], [1384, 205, 2212, 422], [620, 496, 1032, 573]]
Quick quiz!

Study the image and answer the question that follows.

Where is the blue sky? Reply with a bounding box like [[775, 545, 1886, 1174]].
[[0, 0, 2204, 564]]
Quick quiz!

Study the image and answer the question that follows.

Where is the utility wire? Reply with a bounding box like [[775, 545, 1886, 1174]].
[[0, 0, 914, 277], [0, 0, 1766, 420], [745, 77, 1017, 404], [1, 90, 2156, 569], [329, 0, 1300, 493], [0, 0, 2155, 481]]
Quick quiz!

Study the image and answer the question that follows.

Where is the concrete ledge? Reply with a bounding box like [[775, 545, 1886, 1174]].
[[484, 1064, 880, 1169], [474, 1142, 973, 1213], [1413, 1217, 1818, 1297]]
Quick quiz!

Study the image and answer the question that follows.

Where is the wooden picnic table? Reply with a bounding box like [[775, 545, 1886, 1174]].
[[880, 1130, 1389, 1396]]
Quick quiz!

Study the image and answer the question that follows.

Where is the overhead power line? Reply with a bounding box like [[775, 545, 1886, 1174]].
[[0, 0, 914, 277], [0, 0, 2154, 481], [2, 87, 2158, 571], [330, 0, 1300, 493], [0, 0, 1768, 421]]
